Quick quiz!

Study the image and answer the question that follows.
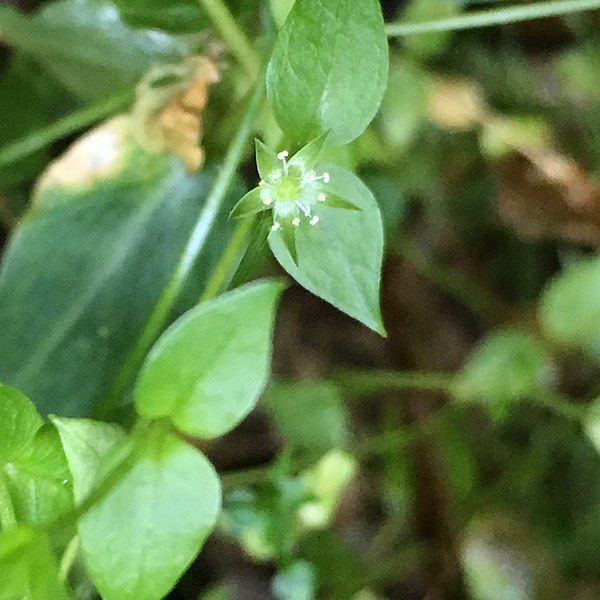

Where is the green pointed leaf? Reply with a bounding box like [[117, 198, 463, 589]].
[[267, 0, 388, 145], [256, 139, 282, 181], [3, 425, 74, 526], [269, 165, 384, 333], [289, 133, 329, 171], [51, 416, 126, 503], [231, 188, 269, 219], [135, 280, 285, 438], [0, 118, 239, 417], [0, 384, 42, 462], [0, 527, 70, 600], [79, 430, 220, 600]]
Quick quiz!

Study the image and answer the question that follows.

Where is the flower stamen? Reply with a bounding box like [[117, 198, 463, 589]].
[[309, 215, 320, 226]]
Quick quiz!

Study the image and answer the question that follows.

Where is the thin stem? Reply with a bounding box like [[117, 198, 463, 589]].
[[0, 473, 17, 530], [96, 77, 266, 418], [386, 0, 600, 36], [59, 535, 79, 582], [198, 0, 260, 78], [0, 92, 132, 170], [200, 215, 257, 302], [333, 369, 457, 396]]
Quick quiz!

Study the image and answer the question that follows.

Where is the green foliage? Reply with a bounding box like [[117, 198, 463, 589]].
[[0, 0, 191, 102], [78, 428, 220, 600], [135, 281, 284, 438], [0, 124, 236, 417], [1, 0, 600, 597], [0, 385, 43, 461], [3, 425, 74, 527], [269, 165, 385, 333], [0, 527, 70, 600], [267, 0, 388, 145], [264, 380, 348, 459], [0, 386, 73, 527], [540, 255, 600, 351], [456, 330, 550, 419], [111, 0, 207, 33], [52, 417, 126, 502]]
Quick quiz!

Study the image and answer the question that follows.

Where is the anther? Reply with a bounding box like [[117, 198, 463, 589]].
[[262, 197, 273, 206], [309, 216, 320, 226], [322, 172, 330, 184], [271, 222, 281, 231], [292, 217, 301, 227], [277, 151, 289, 160], [318, 193, 327, 202]]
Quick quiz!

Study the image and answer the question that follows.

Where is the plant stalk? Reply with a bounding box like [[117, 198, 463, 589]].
[[386, 0, 600, 36], [198, 0, 260, 77], [96, 77, 265, 418]]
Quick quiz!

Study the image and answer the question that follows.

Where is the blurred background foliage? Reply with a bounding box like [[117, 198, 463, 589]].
[[1, 0, 600, 598]]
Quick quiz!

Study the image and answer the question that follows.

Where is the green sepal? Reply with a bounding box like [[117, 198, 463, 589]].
[[271, 221, 298, 265], [289, 132, 329, 171], [255, 139, 281, 181], [230, 188, 269, 219], [321, 192, 361, 212]]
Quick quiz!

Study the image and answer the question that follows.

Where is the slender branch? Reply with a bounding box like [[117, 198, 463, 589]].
[[200, 215, 256, 302], [96, 78, 266, 418], [198, 0, 260, 77], [386, 0, 600, 36], [0, 92, 132, 170], [59, 535, 79, 582], [333, 369, 457, 396]]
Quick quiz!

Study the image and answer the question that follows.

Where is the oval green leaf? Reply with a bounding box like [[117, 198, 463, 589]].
[[78, 430, 220, 600], [135, 280, 284, 438], [267, 0, 389, 145]]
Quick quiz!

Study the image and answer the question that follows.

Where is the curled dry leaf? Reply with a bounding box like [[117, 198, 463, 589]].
[[134, 55, 220, 172]]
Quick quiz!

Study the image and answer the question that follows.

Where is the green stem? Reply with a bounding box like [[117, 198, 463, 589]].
[[198, 0, 260, 78], [59, 536, 79, 582], [0, 92, 132, 170], [200, 215, 257, 302], [96, 77, 266, 418], [333, 369, 457, 396], [0, 473, 17, 530], [386, 0, 600, 36]]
